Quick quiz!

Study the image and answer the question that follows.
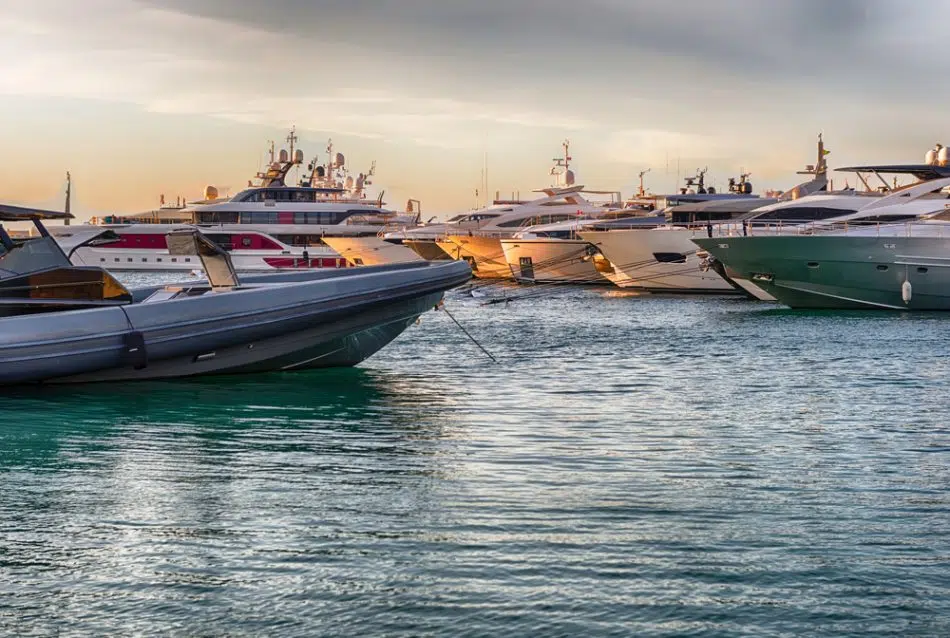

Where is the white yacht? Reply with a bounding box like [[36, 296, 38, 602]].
[[497, 168, 753, 285], [580, 137, 832, 293], [51, 130, 421, 272], [415, 142, 623, 278]]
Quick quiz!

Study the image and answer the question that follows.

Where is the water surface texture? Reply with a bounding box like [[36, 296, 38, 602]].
[[2, 285, 949, 636]]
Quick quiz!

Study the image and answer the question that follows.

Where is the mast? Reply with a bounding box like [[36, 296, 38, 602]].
[[638, 169, 651, 197], [64, 171, 71, 226]]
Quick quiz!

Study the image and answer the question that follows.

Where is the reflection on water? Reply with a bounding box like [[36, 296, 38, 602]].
[[2, 285, 950, 636]]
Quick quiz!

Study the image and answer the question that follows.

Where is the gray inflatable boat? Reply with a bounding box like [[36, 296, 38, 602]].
[[0, 208, 470, 384]]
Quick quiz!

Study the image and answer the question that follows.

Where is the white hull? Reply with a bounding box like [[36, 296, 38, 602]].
[[436, 235, 512, 279], [499, 239, 605, 284], [322, 236, 423, 266], [580, 228, 736, 293]]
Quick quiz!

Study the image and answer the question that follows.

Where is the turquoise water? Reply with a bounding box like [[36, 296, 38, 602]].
[[2, 283, 950, 636]]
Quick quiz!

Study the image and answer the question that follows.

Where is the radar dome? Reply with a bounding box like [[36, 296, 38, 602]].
[[743, 182, 753, 194], [939, 146, 949, 167], [204, 185, 219, 200], [926, 149, 938, 165], [564, 169, 575, 186], [355, 174, 366, 191], [279, 149, 289, 163], [334, 152, 345, 168], [294, 149, 305, 164], [344, 176, 355, 190]]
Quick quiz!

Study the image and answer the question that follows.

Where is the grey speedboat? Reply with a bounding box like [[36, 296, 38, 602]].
[[0, 208, 470, 384]]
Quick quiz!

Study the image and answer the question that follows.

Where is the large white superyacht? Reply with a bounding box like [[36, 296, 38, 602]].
[[52, 130, 420, 272]]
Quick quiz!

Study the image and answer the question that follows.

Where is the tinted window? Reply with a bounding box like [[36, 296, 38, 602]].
[[753, 207, 856, 222]]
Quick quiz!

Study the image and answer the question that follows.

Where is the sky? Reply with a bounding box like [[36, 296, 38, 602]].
[[0, 0, 948, 220]]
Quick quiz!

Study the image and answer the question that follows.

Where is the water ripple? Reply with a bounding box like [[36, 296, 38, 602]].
[[2, 287, 949, 636]]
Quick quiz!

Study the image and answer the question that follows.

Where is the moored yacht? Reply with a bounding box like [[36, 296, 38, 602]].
[[49, 130, 421, 272], [693, 150, 950, 309], [425, 142, 623, 278], [580, 137, 831, 293]]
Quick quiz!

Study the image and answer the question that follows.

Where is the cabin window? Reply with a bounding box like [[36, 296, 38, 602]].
[[127, 258, 133, 262], [918, 267, 929, 274], [142, 258, 147, 262], [171, 258, 177, 263], [185, 258, 191, 263], [876, 265, 888, 271], [807, 262, 820, 268], [653, 252, 688, 264], [753, 207, 857, 222], [114, 258, 120, 262], [100, 258, 105, 262], [157, 258, 162, 262], [353, 258, 364, 265]]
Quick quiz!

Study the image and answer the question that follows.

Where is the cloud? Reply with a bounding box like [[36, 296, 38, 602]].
[[2, 0, 949, 214]]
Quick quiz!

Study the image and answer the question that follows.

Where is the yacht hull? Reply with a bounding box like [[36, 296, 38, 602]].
[[693, 235, 950, 310], [580, 228, 739, 293], [322, 236, 423, 266], [499, 239, 605, 284], [404, 239, 452, 261], [436, 235, 511, 279], [0, 261, 472, 385]]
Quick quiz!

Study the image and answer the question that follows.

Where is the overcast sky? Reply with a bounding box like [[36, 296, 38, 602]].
[[0, 0, 947, 218]]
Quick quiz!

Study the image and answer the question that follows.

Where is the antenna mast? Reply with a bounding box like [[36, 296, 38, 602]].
[[64, 171, 71, 226], [638, 168, 651, 197]]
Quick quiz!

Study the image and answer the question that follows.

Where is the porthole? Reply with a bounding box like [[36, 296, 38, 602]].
[[918, 267, 929, 274], [807, 262, 819, 268], [876, 265, 888, 271]]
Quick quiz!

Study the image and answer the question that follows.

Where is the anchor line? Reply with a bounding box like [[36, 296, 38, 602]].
[[436, 301, 498, 364]]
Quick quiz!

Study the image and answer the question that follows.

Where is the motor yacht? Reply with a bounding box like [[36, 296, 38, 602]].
[[580, 137, 831, 293], [0, 206, 470, 384], [48, 130, 422, 272], [693, 148, 950, 309], [392, 142, 623, 278]]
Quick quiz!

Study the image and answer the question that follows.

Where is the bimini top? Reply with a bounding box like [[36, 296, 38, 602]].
[[0, 203, 74, 222], [836, 165, 950, 180]]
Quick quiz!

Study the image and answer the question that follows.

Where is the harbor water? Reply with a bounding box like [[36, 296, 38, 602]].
[[2, 282, 950, 636]]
